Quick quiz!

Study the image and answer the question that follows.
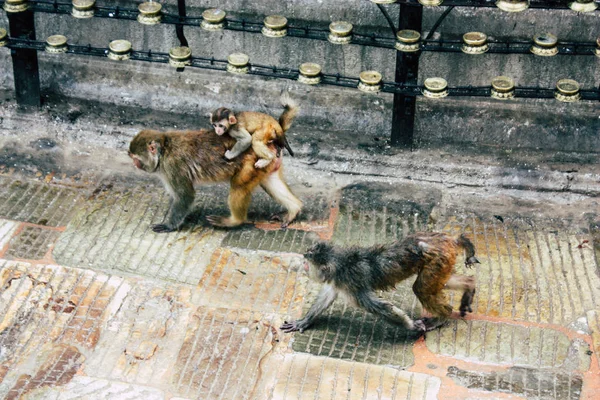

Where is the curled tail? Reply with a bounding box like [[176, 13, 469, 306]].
[[456, 234, 480, 267], [278, 91, 299, 156]]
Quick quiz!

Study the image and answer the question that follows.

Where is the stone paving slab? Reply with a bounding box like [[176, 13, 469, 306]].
[[1, 171, 600, 400], [52, 184, 227, 284], [0, 177, 85, 228], [269, 354, 441, 400]]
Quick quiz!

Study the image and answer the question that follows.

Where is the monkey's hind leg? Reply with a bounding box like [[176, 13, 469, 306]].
[[356, 292, 425, 333], [260, 169, 302, 228], [445, 274, 476, 317], [412, 267, 454, 331], [206, 164, 262, 228], [252, 128, 277, 169]]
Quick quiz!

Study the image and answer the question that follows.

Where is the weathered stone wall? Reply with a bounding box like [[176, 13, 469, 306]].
[[0, 2, 598, 151]]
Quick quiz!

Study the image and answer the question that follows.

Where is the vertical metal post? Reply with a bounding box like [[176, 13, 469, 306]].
[[7, 9, 41, 107], [390, 4, 422, 148]]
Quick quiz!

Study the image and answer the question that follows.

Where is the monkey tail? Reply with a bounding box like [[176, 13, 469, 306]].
[[278, 91, 298, 157], [279, 91, 299, 133], [456, 234, 480, 267]]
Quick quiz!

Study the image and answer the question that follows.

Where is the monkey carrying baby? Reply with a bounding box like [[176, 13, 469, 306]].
[[281, 232, 479, 334], [209, 92, 297, 169]]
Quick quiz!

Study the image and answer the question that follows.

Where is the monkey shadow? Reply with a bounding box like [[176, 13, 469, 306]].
[[296, 311, 424, 351]]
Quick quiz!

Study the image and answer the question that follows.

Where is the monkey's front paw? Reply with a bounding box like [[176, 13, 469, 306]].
[[280, 320, 304, 333], [254, 159, 272, 169], [151, 224, 176, 233], [224, 150, 236, 160]]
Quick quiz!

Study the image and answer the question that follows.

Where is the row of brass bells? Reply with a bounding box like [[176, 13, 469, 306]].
[[421, 76, 581, 102]]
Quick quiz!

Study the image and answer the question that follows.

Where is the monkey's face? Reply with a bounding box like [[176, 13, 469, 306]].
[[211, 118, 230, 136], [304, 242, 334, 282], [128, 133, 161, 173]]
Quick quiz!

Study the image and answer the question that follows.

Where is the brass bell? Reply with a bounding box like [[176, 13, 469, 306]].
[[496, 0, 529, 12], [555, 79, 581, 102], [530, 33, 558, 56], [72, 0, 95, 19], [419, 0, 443, 6], [490, 76, 515, 100], [328, 21, 353, 45], [298, 63, 322, 85], [0, 28, 7, 47], [423, 77, 448, 99], [3, 0, 29, 13], [462, 32, 489, 55], [227, 53, 249, 74], [262, 15, 288, 38], [201, 9, 226, 31], [358, 71, 382, 93], [45, 35, 68, 54], [395, 30, 421, 53], [169, 46, 192, 68], [568, 0, 598, 12], [137, 2, 162, 25], [108, 40, 132, 61], [595, 37, 600, 58]]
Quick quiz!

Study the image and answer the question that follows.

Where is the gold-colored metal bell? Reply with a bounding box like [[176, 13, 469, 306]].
[[262, 15, 288, 38], [298, 62, 322, 85], [496, 0, 529, 12], [45, 35, 68, 54], [137, 2, 162, 25], [531, 33, 558, 56], [227, 53, 249, 74], [461, 32, 490, 54], [169, 46, 192, 68], [3, 0, 29, 13], [72, 0, 95, 18], [201, 9, 226, 31], [555, 79, 581, 102], [595, 37, 600, 58], [395, 30, 421, 53], [0, 29, 7, 47], [462, 32, 489, 54], [419, 0, 443, 6], [568, 0, 598, 12], [358, 71, 382, 93], [328, 21, 353, 45], [423, 77, 448, 99], [108, 40, 132, 61], [490, 76, 515, 100]]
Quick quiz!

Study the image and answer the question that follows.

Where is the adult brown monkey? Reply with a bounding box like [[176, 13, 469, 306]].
[[128, 128, 303, 232]]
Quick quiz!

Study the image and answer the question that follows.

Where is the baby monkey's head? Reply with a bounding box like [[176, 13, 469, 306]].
[[210, 107, 237, 136], [304, 242, 335, 282]]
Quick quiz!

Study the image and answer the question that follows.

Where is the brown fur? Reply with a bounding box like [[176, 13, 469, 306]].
[[281, 233, 479, 334], [209, 93, 298, 166], [128, 128, 302, 232]]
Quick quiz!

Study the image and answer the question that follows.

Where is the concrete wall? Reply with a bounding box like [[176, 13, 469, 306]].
[[0, 2, 598, 152]]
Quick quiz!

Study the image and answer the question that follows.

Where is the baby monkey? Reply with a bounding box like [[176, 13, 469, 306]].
[[281, 232, 479, 334], [210, 93, 298, 169]]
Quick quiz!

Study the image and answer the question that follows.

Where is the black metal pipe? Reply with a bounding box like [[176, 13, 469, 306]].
[[425, 6, 454, 40], [376, 4, 397, 36], [7, 10, 41, 108], [391, 4, 423, 148], [176, 0, 189, 47]]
